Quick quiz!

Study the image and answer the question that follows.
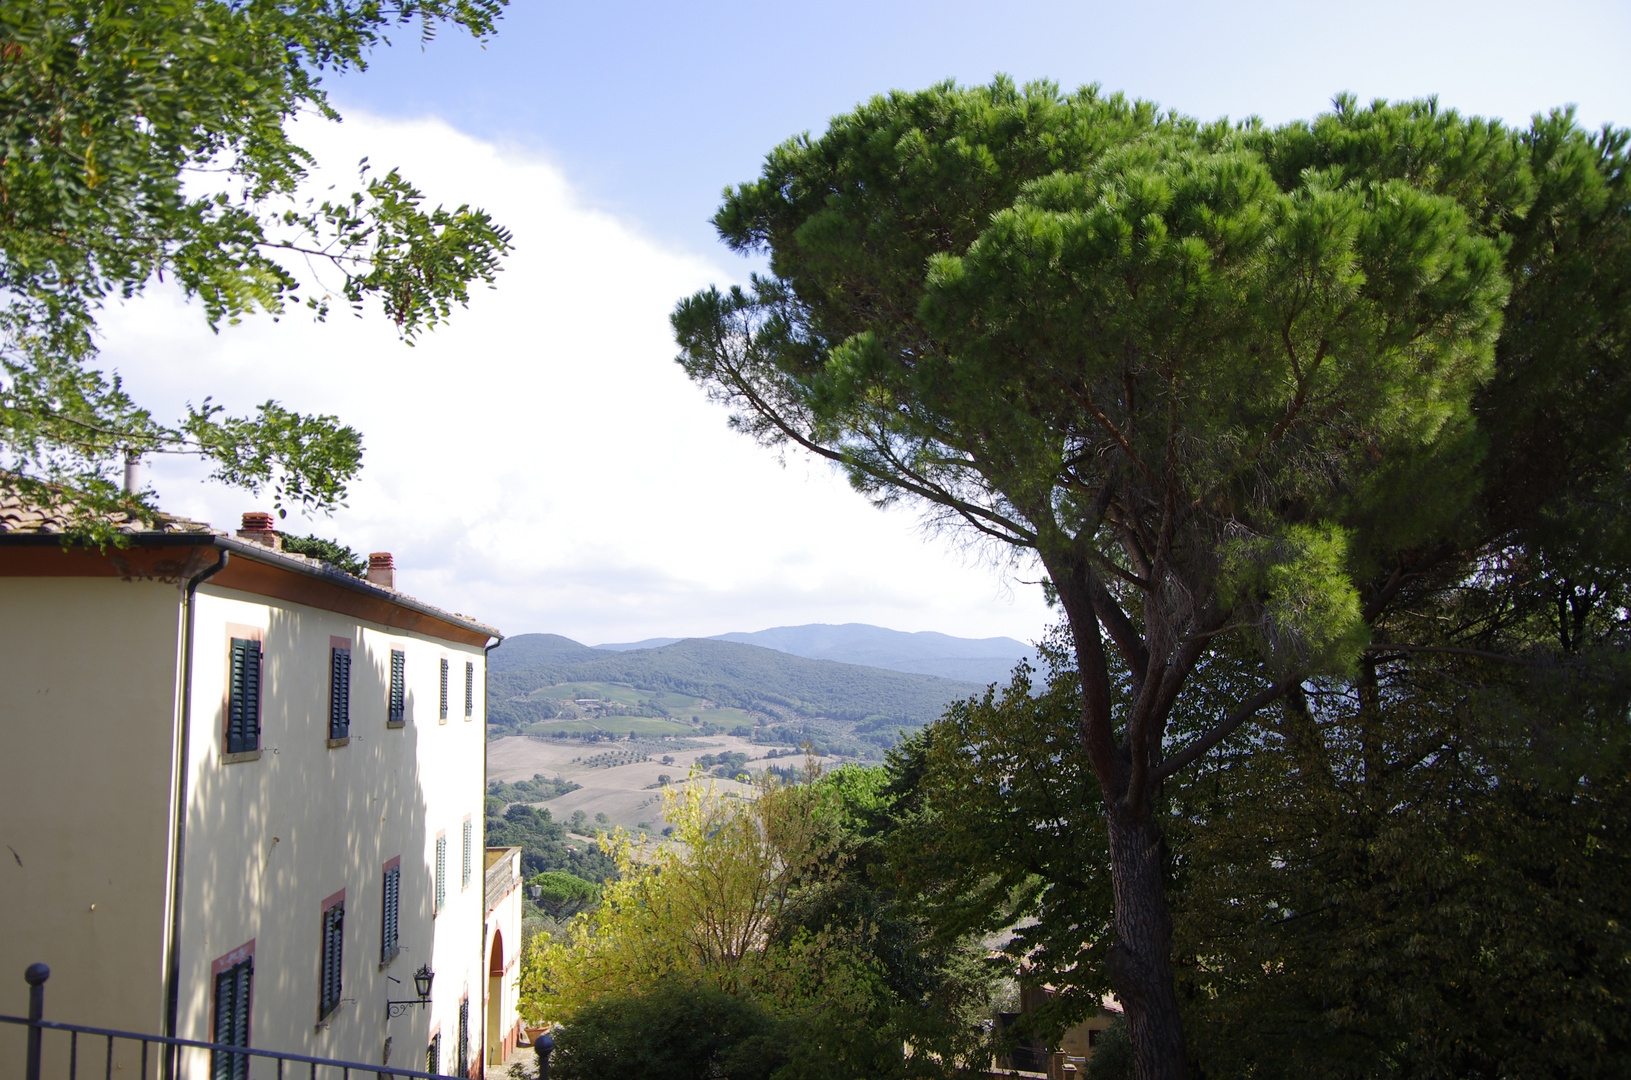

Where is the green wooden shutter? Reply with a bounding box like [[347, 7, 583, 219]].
[[211, 958, 251, 1080], [435, 836, 447, 911], [462, 820, 472, 887], [381, 865, 400, 963], [439, 659, 449, 719], [427, 1034, 440, 1077], [329, 647, 351, 739], [320, 903, 343, 1018], [227, 639, 261, 754], [213, 970, 233, 1046], [457, 998, 470, 1078], [389, 650, 406, 722], [464, 661, 473, 717]]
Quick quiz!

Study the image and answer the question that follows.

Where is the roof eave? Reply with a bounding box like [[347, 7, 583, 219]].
[[0, 531, 502, 642]]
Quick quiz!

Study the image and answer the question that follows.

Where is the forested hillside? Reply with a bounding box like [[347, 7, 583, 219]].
[[487, 634, 984, 736]]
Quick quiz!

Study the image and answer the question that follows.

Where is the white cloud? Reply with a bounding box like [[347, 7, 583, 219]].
[[98, 112, 1054, 646]]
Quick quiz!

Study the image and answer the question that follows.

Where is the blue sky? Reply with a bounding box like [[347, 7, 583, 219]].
[[118, 0, 1631, 645]]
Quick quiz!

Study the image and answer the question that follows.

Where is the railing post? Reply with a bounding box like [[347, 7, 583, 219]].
[[24, 962, 50, 1080]]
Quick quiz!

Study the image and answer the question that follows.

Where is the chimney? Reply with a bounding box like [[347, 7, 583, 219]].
[[122, 450, 142, 495], [237, 511, 282, 550], [367, 552, 396, 590]]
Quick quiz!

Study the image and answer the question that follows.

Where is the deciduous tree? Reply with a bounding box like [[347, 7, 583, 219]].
[[525, 773, 995, 1078], [0, 1, 513, 537]]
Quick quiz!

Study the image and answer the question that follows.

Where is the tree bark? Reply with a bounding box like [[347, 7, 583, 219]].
[[1051, 552, 1190, 1079], [1104, 796, 1188, 1080]]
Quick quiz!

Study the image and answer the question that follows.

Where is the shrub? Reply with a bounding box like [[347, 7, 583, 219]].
[[1085, 1015, 1131, 1080], [551, 981, 788, 1080]]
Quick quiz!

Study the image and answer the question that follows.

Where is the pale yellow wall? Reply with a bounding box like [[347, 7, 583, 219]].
[[0, 576, 183, 1067], [169, 584, 488, 1078], [1061, 1010, 1116, 1061], [484, 849, 524, 1069]]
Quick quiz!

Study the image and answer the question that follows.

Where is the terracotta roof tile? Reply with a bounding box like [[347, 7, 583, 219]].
[[0, 480, 219, 535]]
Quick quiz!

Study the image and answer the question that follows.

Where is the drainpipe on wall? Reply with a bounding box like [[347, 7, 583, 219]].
[[480, 633, 503, 1077], [162, 546, 230, 1077]]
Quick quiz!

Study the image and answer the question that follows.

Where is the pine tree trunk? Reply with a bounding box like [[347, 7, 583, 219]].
[[1105, 799, 1187, 1080]]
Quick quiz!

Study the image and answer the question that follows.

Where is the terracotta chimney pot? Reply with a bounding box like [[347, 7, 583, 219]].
[[236, 511, 281, 550], [368, 552, 396, 589]]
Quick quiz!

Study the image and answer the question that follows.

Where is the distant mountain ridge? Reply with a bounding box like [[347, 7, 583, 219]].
[[594, 622, 1035, 685]]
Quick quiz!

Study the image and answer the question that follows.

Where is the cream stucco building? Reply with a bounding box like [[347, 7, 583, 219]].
[[1, 502, 519, 1078]]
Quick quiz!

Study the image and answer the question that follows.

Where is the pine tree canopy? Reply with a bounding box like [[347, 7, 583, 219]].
[[672, 77, 1630, 1078]]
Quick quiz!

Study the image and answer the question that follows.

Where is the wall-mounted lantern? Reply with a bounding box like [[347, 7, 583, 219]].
[[386, 965, 435, 1019]]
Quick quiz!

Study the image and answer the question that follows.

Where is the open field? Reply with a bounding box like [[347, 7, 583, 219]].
[[522, 716, 697, 736], [529, 681, 702, 709], [487, 734, 770, 833], [511, 680, 762, 735]]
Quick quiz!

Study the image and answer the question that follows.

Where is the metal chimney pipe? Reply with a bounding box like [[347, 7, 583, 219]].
[[122, 451, 141, 494]]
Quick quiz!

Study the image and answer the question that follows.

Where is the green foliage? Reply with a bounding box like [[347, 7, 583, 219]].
[[529, 871, 599, 921], [276, 532, 366, 576], [1085, 1015, 1133, 1080], [1166, 655, 1631, 1079], [527, 776, 996, 1079], [485, 802, 616, 884], [669, 77, 1623, 1071], [487, 773, 581, 804], [884, 635, 1116, 1042], [550, 980, 788, 1080], [696, 750, 749, 778], [0, 0, 512, 529], [1216, 523, 1368, 675]]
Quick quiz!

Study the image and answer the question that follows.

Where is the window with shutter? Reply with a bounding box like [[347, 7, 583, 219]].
[[226, 638, 261, 754], [439, 658, 449, 720], [388, 650, 406, 724], [435, 834, 447, 913], [381, 862, 401, 965], [319, 900, 344, 1020], [329, 645, 351, 740], [456, 998, 470, 1078], [427, 1033, 441, 1077], [464, 661, 474, 718], [462, 820, 472, 889], [210, 957, 252, 1080]]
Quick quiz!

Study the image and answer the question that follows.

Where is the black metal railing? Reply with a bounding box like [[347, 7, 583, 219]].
[[5, 964, 447, 1080]]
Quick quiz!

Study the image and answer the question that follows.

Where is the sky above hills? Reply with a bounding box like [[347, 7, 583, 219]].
[[100, 0, 1630, 645]]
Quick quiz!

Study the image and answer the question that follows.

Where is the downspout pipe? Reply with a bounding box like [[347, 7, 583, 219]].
[[163, 546, 230, 1075], [480, 633, 502, 1075]]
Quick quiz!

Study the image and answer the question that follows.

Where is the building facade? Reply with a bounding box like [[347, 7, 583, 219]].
[[481, 846, 524, 1072], [1, 506, 509, 1078]]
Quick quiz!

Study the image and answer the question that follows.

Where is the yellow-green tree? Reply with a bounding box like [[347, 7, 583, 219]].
[[522, 769, 997, 1078], [524, 775, 865, 1021]]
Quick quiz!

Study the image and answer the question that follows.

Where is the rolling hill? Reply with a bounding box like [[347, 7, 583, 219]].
[[593, 622, 1036, 684], [488, 634, 990, 744]]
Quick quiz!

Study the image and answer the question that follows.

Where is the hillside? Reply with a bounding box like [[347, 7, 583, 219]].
[[488, 635, 987, 746], [594, 621, 1036, 684], [491, 632, 607, 669]]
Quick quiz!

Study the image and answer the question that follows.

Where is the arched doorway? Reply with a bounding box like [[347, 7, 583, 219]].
[[487, 930, 504, 1068]]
